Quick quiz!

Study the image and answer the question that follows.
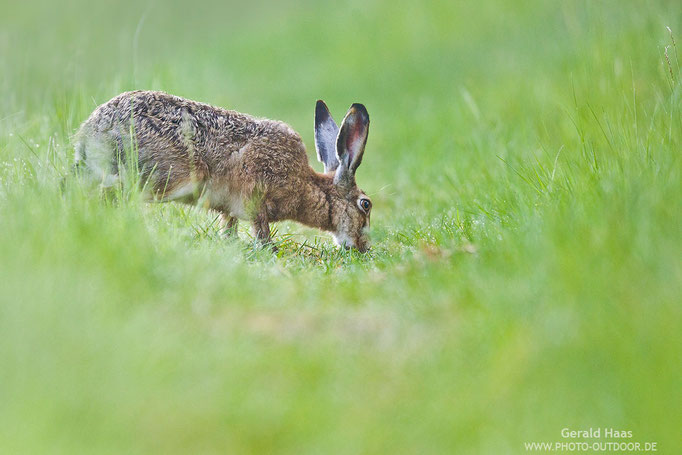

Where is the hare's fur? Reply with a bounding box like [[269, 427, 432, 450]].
[[74, 91, 372, 251]]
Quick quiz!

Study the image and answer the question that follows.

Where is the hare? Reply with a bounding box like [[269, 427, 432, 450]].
[[73, 91, 372, 251]]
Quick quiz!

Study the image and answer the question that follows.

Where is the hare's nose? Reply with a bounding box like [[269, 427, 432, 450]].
[[356, 243, 370, 253]]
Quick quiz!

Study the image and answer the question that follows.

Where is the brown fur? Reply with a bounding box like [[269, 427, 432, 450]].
[[74, 91, 372, 251]]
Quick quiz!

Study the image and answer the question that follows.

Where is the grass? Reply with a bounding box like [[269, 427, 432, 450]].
[[0, 0, 680, 453]]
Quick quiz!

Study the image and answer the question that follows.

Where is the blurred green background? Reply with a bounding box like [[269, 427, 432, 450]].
[[0, 0, 680, 453]]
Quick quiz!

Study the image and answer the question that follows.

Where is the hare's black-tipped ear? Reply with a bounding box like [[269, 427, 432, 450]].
[[314, 100, 340, 173], [335, 103, 369, 184]]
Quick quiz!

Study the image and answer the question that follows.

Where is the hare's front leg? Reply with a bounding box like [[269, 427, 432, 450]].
[[251, 209, 277, 251], [251, 210, 270, 242]]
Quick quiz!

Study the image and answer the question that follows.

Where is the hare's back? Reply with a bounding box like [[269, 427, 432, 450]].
[[75, 91, 308, 195], [87, 91, 263, 140]]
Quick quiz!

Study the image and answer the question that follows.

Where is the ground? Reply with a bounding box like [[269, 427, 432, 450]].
[[0, 0, 680, 453]]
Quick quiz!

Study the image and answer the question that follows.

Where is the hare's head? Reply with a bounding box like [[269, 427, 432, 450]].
[[315, 100, 372, 253]]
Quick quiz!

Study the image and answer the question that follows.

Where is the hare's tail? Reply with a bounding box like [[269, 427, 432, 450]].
[[61, 129, 120, 192], [71, 127, 120, 186]]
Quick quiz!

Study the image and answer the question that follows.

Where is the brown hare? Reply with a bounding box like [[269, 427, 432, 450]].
[[73, 91, 372, 251]]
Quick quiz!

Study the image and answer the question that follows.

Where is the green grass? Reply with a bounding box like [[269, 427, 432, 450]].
[[1, 0, 680, 453]]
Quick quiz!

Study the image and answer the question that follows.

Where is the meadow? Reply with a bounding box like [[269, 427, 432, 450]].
[[0, 0, 680, 453]]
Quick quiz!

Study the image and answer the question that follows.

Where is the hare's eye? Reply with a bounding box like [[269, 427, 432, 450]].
[[358, 198, 371, 213]]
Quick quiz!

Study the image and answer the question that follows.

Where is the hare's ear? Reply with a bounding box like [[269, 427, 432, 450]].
[[335, 103, 369, 184], [314, 100, 340, 173]]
